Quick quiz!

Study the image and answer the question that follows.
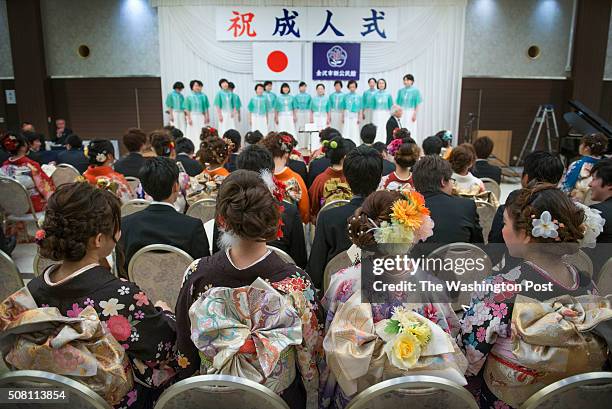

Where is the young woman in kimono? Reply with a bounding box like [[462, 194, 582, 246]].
[[559, 133, 608, 203], [83, 139, 134, 203]]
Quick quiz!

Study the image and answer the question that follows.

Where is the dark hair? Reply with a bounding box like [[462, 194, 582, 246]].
[[377, 78, 387, 89], [173, 81, 184, 90], [394, 140, 420, 169], [164, 125, 183, 140], [280, 83, 290, 94], [200, 126, 219, 140], [347, 80, 358, 88], [316, 83, 325, 90], [65, 134, 83, 149], [139, 157, 179, 201], [261, 132, 293, 158], [581, 133, 608, 156], [263, 81, 273, 87], [347, 190, 403, 248], [236, 144, 274, 173], [199, 135, 230, 166], [123, 128, 147, 153], [1, 132, 27, 155], [24, 131, 41, 144], [216, 170, 280, 241], [371, 142, 387, 154], [219, 78, 228, 88], [367, 77, 377, 84], [360, 124, 377, 144], [473, 136, 494, 159], [189, 79, 203, 90], [39, 182, 121, 262], [228, 82, 235, 90], [175, 137, 195, 155], [422, 136, 443, 155], [344, 145, 383, 196], [403, 74, 415, 82], [299, 81, 306, 88], [523, 151, 564, 184], [435, 130, 452, 148], [223, 129, 241, 153], [277, 131, 298, 149], [412, 155, 452, 193], [448, 143, 475, 173], [591, 158, 612, 186], [150, 129, 174, 157], [319, 127, 338, 144], [254, 83, 264, 91], [392, 128, 413, 143], [506, 184, 584, 253], [245, 130, 263, 145], [86, 139, 115, 166], [323, 134, 349, 165]]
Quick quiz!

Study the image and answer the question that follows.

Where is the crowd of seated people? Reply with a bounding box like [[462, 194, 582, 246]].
[[1, 121, 612, 409]]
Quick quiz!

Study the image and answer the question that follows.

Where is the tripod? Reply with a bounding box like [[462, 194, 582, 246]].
[[516, 104, 559, 166]]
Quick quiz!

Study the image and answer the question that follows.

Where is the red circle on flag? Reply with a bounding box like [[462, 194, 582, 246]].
[[267, 51, 288, 73]]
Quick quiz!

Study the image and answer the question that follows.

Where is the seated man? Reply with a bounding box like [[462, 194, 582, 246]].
[[422, 135, 443, 156], [56, 134, 89, 173], [114, 128, 148, 178], [307, 145, 382, 288], [590, 158, 612, 243], [472, 136, 502, 184], [211, 144, 307, 268], [24, 131, 44, 164], [175, 137, 203, 177], [118, 157, 210, 274], [412, 155, 483, 244]]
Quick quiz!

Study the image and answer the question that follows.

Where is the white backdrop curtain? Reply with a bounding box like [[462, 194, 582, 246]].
[[157, 0, 466, 141]]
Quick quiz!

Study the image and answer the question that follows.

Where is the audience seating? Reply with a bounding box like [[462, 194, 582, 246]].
[[267, 245, 296, 265], [33, 250, 57, 277], [120, 199, 150, 217], [318, 199, 350, 220], [153, 374, 289, 409], [520, 372, 612, 409], [0, 249, 23, 301], [597, 258, 612, 295], [0, 176, 44, 223], [480, 177, 501, 200], [127, 244, 193, 307], [561, 249, 594, 278], [124, 176, 141, 194], [51, 163, 80, 187], [345, 375, 478, 409], [185, 198, 216, 225], [474, 200, 496, 244], [0, 370, 112, 409], [323, 249, 354, 292]]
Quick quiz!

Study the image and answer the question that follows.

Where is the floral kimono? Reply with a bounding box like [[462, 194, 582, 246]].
[[275, 166, 310, 224], [320, 263, 462, 409], [1, 156, 55, 212], [83, 165, 134, 204], [458, 261, 610, 409], [560, 155, 600, 203], [22, 265, 178, 409], [175, 250, 323, 409]]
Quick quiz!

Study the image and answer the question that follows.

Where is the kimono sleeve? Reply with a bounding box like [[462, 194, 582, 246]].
[[174, 260, 202, 379]]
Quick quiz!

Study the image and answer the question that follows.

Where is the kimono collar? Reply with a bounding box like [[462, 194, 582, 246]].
[[86, 165, 114, 177]]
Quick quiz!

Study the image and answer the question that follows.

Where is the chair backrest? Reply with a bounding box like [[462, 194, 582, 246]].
[[520, 371, 612, 409], [323, 250, 353, 292], [0, 370, 112, 409], [480, 177, 501, 199], [426, 243, 492, 311], [52, 163, 80, 187], [186, 198, 217, 224], [0, 249, 24, 301], [124, 176, 141, 194], [345, 375, 478, 409], [120, 199, 150, 217], [597, 257, 612, 296], [0, 176, 37, 217], [475, 200, 496, 244], [33, 251, 58, 277], [153, 374, 289, 409], [562, 249, 594, 278], [127, 244, 193, 307], [267, 245, 296, 265]]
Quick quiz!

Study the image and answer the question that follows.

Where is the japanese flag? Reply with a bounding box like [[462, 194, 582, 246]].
[[253, 43, 302, 81]]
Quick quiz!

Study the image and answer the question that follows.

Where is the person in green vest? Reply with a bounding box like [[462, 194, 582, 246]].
[[372, 78, 393, 143], [165, 81, 186, 135], [274, 83, 296, 137], [396, 74, 423, 144], [328, 80, 345, 131], [294, 81, 313, 149], [248, 83, 268, 135], [361, 77, 377, 126], [214, 78, 236, 137], [341, 80, 363, 145], [263, 80, 277, 132], [310, 84, 330, 152], [228, 81, 242, 126], [185, 79, 210, 148]]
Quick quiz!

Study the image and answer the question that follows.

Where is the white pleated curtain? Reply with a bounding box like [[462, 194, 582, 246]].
[[157, 0, 466, 141]]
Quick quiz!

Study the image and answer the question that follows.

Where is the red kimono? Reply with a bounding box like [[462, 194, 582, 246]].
[[1, 156, 55, 212]]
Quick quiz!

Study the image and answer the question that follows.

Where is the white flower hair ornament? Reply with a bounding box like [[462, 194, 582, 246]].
[[95, 153, 107, 164], [531, 211, 560, 239]]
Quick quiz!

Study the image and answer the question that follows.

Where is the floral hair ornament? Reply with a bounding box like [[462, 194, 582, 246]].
[[575, 202, 605, 248], [441, 131, 453, 141], [531, 211, 560, 239], [387, 138, 403, 157], [321, 139, 338, 151], [34, 229, 46, 245], [259, 169, 286, 239], [95, 152, 107, 164], [3, 135, 17, 151]]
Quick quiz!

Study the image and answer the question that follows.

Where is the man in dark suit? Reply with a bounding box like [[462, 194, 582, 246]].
[[175, 137, 203, 177], [52, 118, 73, 145], [590, 159, 612, 243], [412, 155, 483, 245], [308, 145, 383, 288], [359, 124, 394, 176], [114, 128, 148, 178], [56, 134, 89, 173], [118, 157, 210, 274], [385, 105, 403, 145], [472, 136, 502, 184]]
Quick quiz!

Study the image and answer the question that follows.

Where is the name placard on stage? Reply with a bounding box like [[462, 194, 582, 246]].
[[216, 7, 397, 42]]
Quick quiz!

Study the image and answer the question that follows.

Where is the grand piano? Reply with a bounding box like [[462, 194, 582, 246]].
[[561, 100, 612, 157]]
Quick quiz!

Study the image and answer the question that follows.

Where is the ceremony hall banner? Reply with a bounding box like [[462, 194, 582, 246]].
[[216, 7, 397, 42], [312, 43, 361, 81]]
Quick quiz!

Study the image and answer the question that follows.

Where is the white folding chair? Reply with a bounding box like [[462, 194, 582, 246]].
[[267, 245, 296, 265], [0, 370, 112, 409], [127, 244, 193, 308], [562, 249, 594, 278], [124, 176, 141, 194], [345, 375, 478, 409], [51, 163, 80, 187], [32, 250, 58, 277], [480, 177, 501, 200], [520, 372, 612, 409], [0, 249, 24, 301], [186, 198, 217, 225], [475, 200, 496, 244], [153, 374, 289, 409], [120, 199, 150, 217], [0, 176, 44, 223], [597, 257, 612, 295]]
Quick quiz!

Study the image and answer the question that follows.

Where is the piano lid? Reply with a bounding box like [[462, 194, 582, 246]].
[[566, 100, 612, 138]]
